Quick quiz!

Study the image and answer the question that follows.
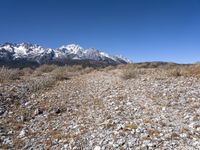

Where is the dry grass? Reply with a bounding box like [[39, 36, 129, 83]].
[[33, 64, 57, 76], [0, 64, 93, 83], [26, 65, 94, 92], [27, 76, 57, 93], [80, 67, 94, 74], [12, 138, 25, 149], [121, 69, 138, 79], [121, 64, 147, 79], [51, 67, 69, 80], [183, 64, 200, 77], [65, 65, 83, 72], [20, 67, 34, 76], [0, 67, 21, 83], [166, 67, 182, 77], [50, 65, 92, 80], [166, 64, 200, 78], [121, 63, 200, 79]]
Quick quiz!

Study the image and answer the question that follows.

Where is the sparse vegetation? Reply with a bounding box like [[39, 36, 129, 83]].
[[167, 67, 182, 77], [165, 64, 200, 78], [2, 63, 200, 149], [121, 64, 147, 79], [121, 63, 200, 79], [27, 76, 57, 92], [33, 64, 57, 76], [20, 67, 34, 76], [51, 66, 69, 80], [121, 69, 138, 79], [0, 65, 95, 95], [182, 64, 200, 77], [0, 67, 21, 83]]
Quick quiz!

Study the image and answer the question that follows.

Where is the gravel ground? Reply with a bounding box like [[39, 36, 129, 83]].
[[1, 69, 200, 149]]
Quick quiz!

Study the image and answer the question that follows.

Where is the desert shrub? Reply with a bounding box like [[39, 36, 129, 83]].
[[65, 65, 83, 72], [51, 67, 69, 80], [121, 69, 137, 79], [19, 67, 34, 76], [167, 67, 182, 77], [103, 66, 116, 72], [80, 67, 94, 74], [159, 64, 200, 78], [27, 76, 56, 92], [70, 66, 94, 76], [120, 63, 137, 69], [182, 64, 200, 77], [116, 64, 125, 69], [120, 64, 138, 79], [33, 64, 57, 76], [0, 67, 21, 83], [119, 63, 153, 69], [165, 64, 200, 78], [50, 65, 93, 80], [121, 68, 146, 79]]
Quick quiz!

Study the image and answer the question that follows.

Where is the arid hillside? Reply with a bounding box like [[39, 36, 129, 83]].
[[1, 63, 200, 149]]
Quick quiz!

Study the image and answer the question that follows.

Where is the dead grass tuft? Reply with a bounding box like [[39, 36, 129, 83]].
[[51, 67, 69, 80], [120, 63, 200, 79], [33, 64, 57, 76], [27, 76, 57, 92], [183, 64, 200, 77], [167, 67, 182, 77], [166, 64, 200, 78], [19, 67, 34, 76], [121, 65, 146, 79], [0, 67, 21, 83]]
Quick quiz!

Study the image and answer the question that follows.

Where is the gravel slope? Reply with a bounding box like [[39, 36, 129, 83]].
[[1, 69, 200, 149]]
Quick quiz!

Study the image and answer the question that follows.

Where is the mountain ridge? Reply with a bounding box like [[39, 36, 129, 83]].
[[0, 43, 131, 68]]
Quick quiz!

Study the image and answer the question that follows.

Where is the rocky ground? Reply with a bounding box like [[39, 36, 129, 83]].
[[1, 67, 200, 150]]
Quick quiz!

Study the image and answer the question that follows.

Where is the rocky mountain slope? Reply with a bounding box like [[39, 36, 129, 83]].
[[0, 43, 130, 67]]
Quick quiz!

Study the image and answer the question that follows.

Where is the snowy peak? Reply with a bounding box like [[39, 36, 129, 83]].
[[0, 43, 52, 58], [59, 44, 83, 54], [0, 43, 130, 66]]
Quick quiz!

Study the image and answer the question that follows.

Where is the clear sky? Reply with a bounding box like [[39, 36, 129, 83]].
[[0, 0, 200, 63]]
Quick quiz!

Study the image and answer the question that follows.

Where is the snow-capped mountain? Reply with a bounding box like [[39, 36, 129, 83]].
[[0, 43, 130, 67]]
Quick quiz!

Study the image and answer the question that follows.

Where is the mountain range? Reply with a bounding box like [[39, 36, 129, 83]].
[[0, 43, 130, 68]]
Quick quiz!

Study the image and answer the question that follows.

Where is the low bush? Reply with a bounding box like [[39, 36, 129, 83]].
[[121, 68, 146, 79], [166, 67, 182, 77], [0, 67, 21, 83], [166, 64, 200, 78], [65, 65, 83, 72], [51, 67, 69, 81], [19, 67, 34, 76], [33, 64, 56, 76], [184, 64, 200, 77]]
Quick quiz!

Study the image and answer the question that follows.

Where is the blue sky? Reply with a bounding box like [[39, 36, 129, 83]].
[[0, 0, 200, 63]]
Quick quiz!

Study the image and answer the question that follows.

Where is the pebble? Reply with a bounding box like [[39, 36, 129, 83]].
[[94, 146, 101, 150]]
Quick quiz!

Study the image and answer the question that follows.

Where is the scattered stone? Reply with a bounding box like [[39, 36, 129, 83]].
[[55, 108, 61, 114], [1, 68, 200, 149], [94, 145, 101, 150], [18, 128, 27, 138], [34, 108, 43, 116]]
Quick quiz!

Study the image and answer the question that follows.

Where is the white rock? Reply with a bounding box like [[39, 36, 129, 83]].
[[162, 107, 166, 111], [180, 133, 188, 138], [18, 129, 26, 138], [3, 138, 12, 145], [63, 144, 68, 149], [94, 146, 101, 150]]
